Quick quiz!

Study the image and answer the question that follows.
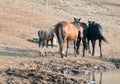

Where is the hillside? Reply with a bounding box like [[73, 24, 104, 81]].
[[0, 0, 120, 83], [0, 0, 120, 58]]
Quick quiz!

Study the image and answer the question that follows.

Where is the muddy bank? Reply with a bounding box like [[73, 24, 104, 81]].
[[0, 57, 115, 84], [4, 68, 85, 84], [109, 59, 120, 69]]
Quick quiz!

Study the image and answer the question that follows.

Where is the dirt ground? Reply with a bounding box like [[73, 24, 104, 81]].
[[0, 0, 120, 83]]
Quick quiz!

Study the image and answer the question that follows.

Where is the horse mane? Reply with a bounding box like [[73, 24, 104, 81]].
[[70, 22, 79, 28], [80, 22, 88, 29]]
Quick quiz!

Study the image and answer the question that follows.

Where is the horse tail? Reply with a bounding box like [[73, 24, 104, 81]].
[[55, 23, 64, 44], [38, 30, 42, 47], [97, 24, 108, 43], [100, 34, 108, 43]]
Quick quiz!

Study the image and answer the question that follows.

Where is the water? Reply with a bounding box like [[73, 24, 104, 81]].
[[89, 69, 120, 84]]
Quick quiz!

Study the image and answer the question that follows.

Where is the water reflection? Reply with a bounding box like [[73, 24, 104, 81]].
[[88, 71, 103, 84], [99, 72, 102, 84], [89, 69, 120, 84]]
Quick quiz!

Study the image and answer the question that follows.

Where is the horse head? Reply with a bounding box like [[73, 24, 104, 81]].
[[74, 17, 83, 38], [88, 21, 95, 27], [74, 17, 81, 27]]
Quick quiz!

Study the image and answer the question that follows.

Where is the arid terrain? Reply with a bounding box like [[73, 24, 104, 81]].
[[0, 0, 120, 83]]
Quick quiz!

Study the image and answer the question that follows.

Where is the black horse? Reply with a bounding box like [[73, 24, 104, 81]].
[[87, 21, 108, 58], [38, 28, 55, 56], [76, 22, 88, 57]]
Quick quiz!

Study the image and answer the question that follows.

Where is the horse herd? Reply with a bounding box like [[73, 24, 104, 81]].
[[38, 17, 108, 58]]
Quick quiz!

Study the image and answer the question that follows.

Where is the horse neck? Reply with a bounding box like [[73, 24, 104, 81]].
[[88, 24, 94, 28], [70, 22, 79, 28]]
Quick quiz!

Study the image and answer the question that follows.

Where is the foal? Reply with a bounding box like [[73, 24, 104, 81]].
[[38, 28, 55, 56], [87, 21, 108, 58]]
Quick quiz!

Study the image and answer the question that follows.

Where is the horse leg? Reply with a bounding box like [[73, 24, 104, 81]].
[[91, 40, 96, 56], [39, 38, 41, 47], [56, 39, 64, 58], [38, 38, 42, 56], [41, 40, 45, 57], [60, 36, 67, 58], [99, 39, 102, 58], [88, 39, 91, 54], [76, 37, 81, 55], [74, 40, 77, 57], [59, 43, 64, 58], [45, 40, 49, 56], [51, 39, 54, 56], [82, 38, 87, 57], [65, 41, 69, 57], [56, 37, 63, 58]]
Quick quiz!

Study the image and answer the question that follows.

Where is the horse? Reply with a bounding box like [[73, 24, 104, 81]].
[[38, 28, 55, 57], [76, 22, 88, 57], [54, 17, 83, 58], [87, 21, 108, 58]]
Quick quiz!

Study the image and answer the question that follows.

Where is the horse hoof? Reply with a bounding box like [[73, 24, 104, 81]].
[[45, 52, 47, 57], [61, 56, 63, 58], [76, 50, 79, 55], [76, 52, 79, 55], [75, 55, 77, 57], [39, 52, 41, 56], [42, 54, 45, 57], [40, 54, 43, 57], [65, 54, 67, 57], [61, 54, 64, 58], [82, 55, 85, 57], [100, 55, 102, 58]]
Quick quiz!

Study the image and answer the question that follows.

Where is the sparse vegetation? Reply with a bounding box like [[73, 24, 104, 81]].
[[0, 0, 120, 83]]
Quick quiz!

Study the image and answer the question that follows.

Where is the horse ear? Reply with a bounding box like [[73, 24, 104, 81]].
[[93, 21, 95, 24], [74, 17, 77, 21], [78, 18, 81, 21]]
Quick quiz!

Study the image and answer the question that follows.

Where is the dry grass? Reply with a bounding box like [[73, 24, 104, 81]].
[[0, 0, 120, 83], [0, 0, 120, 62]]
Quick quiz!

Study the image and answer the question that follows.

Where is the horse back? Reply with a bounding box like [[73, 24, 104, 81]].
[[88, 23, 102, 39], [38, 29, 54, 40]]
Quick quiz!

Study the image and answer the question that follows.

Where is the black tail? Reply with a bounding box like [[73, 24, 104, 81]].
[[55, 23, 64, 45], [38, 30, 42, 47], [100, 34, 108, 43]]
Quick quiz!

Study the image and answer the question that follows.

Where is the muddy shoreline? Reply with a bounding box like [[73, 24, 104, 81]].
[[0, 56, 117, 84], [110, 59, 120, 69], [0, 45, 119, 84]]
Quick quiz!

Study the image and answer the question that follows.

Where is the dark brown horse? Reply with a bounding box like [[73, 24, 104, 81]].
[[76, 22, 88, 57], [55, 18, 83, 58]]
